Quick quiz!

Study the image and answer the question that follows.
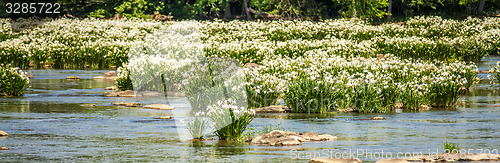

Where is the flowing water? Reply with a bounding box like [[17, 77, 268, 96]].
[[1, 58, 500, 162]]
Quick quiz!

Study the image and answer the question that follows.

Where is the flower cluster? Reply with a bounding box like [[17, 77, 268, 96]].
[[0, 64, 29, 96], [0, 17, 163, 69], [187, 99, 255, 140]]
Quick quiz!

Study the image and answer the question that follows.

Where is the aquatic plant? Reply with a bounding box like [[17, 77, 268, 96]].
[[491, 61, 500, 83], [193, 99, 255, 141], [187, 117, 210, 139], [0, 64, 29, 96], [444, 142, 460, 153]]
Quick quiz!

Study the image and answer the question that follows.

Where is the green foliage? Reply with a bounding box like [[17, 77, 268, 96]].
[[187, 117, 210, 139], [444, 142, 460, 153], [88, 9, 107, 18], [0, 64, 29, 97], [115, 67, 133, 91], [335, 0, 388, 19], [491, 61, 500, 83]]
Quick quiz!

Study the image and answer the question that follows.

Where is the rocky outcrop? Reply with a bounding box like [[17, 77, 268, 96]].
[[247, 130, 337, 146], [309, 158, 362, 163], [112, 102, 142, 107], [93, 71, 117, 80], [143, 104, 174, 110], [66, 76, 80, 80], [0, 130, 8, 136], [254, 105, 290, 113]]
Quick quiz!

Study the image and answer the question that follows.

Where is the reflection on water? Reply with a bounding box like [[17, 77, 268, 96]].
[[0, 69, 499, 162]]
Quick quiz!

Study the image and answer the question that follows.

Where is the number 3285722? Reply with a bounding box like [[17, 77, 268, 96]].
[[6, 3, 60, 14]]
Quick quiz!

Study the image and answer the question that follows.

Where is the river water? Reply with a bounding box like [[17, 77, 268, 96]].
[[1, 58, 499, 162]]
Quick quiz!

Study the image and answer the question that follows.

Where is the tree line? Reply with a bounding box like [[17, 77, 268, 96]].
[[1, 0, 500, 20]]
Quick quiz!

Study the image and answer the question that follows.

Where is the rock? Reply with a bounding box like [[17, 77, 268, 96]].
[[418, 105, 431, 110], [338, 107, 356, 112], [0, 147, 8, 150], [27, 74, 34, 78], [143, 104, 175, 110], [372, 117, 386, 120], [22, 129, 33, 131], [254, 105, 290, 113], [93, 71, 117, 80], [104, 86, 117, 90], [0, 130, 7, 136], [112, 102, 142, 107], [152, 12, 173, 21], [103, 90, 136, 97], [66, 76, 80, 80], [81, 104, 96, 107], [155, 116, 172, 119], [243, 63, 260, 69], [110, 66, 117, 69], [478, 70, 491, 73], [309, 158, 362, 163], [248, 130, 336, 146], [375, 159, 409, 163]]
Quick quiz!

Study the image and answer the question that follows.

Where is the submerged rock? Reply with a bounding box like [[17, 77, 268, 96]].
[[143, 104, 175, 110], [93, 71, 117, 80], [112, 102, 142, 107], [309, 158, 362, 163], [155, 116, 172, 119], [0, 147, 8, 150], [248, 130, 336, 146], [254, 105, 290, 113], [66, 76, 80, 80], [0, 130, 7, 136], [103, 90, 136, 97]]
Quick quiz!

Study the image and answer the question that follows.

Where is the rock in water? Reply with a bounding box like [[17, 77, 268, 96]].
[[112, 102, 142, 107], [93, 71, 117, 80], [80, 104, 96, 107], [143, 104, 175, 110], [372, 117, 386, 120], [309, 158, 362, 163], [0, 130, 8, 136], [0, 147, 8, 150], [104, 86, 117, 90], [156, 116, 172, 119], [66, 76, 80, 80], [248, 130, 336, 146], [103, 90, 136, 97], [254, 105, 290, 113]]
